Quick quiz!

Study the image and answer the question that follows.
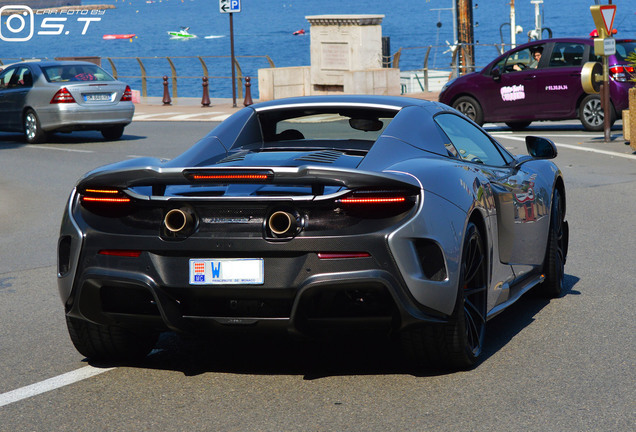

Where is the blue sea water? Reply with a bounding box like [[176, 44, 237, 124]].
[[1, 0, 634, 98]]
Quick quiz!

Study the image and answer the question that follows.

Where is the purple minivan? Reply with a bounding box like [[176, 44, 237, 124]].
[[438, 37, 635, 131]]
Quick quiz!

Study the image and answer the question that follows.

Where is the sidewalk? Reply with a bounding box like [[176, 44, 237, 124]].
[[133, 92, 442, 122]]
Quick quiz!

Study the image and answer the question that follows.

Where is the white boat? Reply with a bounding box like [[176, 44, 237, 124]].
[[168, 27, 196, 39]]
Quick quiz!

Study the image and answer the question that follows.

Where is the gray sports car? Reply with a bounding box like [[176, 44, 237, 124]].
[[0, 60, 134, 143], [57, 95, 568, 370]]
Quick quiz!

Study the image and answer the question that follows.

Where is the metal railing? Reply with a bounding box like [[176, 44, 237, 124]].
[[103, 55, 275, 99]]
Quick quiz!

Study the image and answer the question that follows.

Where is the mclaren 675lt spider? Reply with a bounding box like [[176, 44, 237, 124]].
[[57, 95, 568, 370]]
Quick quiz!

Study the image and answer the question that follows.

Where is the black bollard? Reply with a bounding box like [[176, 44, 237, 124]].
[[201, 76, 211, 107], [243, 76, 253, 107], [162, 75, 171, 105]]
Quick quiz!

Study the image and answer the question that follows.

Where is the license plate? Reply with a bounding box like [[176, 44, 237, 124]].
[[189, 258, 264, 285], [83, 93, 112, 102]]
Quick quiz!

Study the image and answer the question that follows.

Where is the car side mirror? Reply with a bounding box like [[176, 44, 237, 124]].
[[491, 66, 501, 80], [526, 136, 557, 159]]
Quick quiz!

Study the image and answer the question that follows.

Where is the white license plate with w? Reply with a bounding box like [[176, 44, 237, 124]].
[[189, 258, 264, 285]]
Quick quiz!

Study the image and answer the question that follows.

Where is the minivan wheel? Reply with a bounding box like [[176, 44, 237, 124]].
[[452, 96, 484, 126], [580, 94, 615, 131]]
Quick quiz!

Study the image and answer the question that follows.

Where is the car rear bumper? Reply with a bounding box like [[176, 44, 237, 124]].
[[37, 102, 134, 132], [57, 191, 456, 337]]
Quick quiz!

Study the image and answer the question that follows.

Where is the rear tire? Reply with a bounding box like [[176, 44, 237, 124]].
[[538, 189, 568, 298], [66, 316, 158, 362], [101, 125, 125, 140], [24, 109, 47, 144], [579, 94, 615, 131], [401, 222, 487, 370], [452, 96, 484, 126]]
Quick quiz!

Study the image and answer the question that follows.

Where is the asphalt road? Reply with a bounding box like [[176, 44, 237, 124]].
[[0, 121, 634, 431]]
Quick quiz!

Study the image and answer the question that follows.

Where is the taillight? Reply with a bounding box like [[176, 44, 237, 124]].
[[609, 65, 632, 82], [184, 169, 274, 183], [80, 188, 131, 204], [120, 85, 133, 102], [98, 249, 142, 257], [335, 189, 417, 218], [50, 87, 76, 104]]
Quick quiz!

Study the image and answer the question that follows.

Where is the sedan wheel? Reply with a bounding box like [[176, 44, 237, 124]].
[[101, 125, 125, 140], [401, 222, 487, 370], [24, 109, 47, 144], [579, 95, 615, 131]]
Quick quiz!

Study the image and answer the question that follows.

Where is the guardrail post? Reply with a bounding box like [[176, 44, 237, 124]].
[[162, 76, 171, 105], [243, 76, 253, 107], [201, 76, 211, 107]]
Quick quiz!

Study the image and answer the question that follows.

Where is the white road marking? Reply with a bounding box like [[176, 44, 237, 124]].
[[29, 146, 93, 153], [493, 135, 636, 160], [170, 112, 223, 120], [133, 111, 230, 122], [133, 112, 181, 120], [0, 366, 116, 408]]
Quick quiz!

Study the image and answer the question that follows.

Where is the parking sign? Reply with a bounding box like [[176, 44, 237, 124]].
[[219, 0, 241, 13]]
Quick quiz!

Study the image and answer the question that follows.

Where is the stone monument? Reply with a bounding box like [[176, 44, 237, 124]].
[[258, 14, 400, 101]]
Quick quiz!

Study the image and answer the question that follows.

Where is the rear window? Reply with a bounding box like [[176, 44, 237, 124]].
[[42, 64, 115, 82], [255, 106, 398, 148], [615, 41, 636, 62]]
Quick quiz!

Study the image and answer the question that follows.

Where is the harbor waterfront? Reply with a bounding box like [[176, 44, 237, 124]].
[[1, 0, 635, 98]]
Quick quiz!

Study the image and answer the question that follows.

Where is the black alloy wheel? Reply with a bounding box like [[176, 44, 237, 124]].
[[401, 222, 488, 370], [539, 188, 568, 298]]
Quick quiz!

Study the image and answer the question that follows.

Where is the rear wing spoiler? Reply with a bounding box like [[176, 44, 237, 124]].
[[78, 165, 420, 193]]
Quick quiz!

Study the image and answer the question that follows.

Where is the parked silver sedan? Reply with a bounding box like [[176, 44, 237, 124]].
[[0, 60, 134, 143]]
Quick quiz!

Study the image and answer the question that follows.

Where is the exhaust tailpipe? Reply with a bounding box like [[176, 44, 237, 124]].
[[268, 211, 299, 237], [164, 208, 195, 234]]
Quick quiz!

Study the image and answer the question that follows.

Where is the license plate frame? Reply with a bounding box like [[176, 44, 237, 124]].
[[189, 258, 264, 285], [83, 93, 113, 102]]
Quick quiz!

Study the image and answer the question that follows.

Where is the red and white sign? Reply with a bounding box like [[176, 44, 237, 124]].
[[599, 5, 616, 35]]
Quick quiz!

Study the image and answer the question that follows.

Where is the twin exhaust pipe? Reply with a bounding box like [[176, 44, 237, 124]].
[[268, 210, 301, 238], [163, 207, 302, 239], [164, 208, 196, 237]]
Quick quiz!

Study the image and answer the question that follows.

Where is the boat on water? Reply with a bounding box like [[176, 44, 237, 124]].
[[292, 29, 305, 36], [168, 27, 197, 39], [103, 34, 136, 40]]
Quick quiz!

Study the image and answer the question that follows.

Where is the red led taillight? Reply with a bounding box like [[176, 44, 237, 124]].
[[335, 189, 417, 217], [120, 85, 133, 102], [317, 252, 371, 259], [337, 196, 407, 204], [98, 249, 142, 257], [50, 87, 76, 104], [192, 174, 269, 181], [80, 188, 131, 204], [184, 170, 274, 183]]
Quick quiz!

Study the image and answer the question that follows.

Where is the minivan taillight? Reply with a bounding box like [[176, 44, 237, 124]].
[[609, 65, 633, 82], [50, 87, 76, 104], [120, 85, 133, 102]]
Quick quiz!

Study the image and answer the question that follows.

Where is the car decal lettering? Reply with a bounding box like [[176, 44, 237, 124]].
[[545, 85, 568, 91], [500, 85, 525, 101]]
